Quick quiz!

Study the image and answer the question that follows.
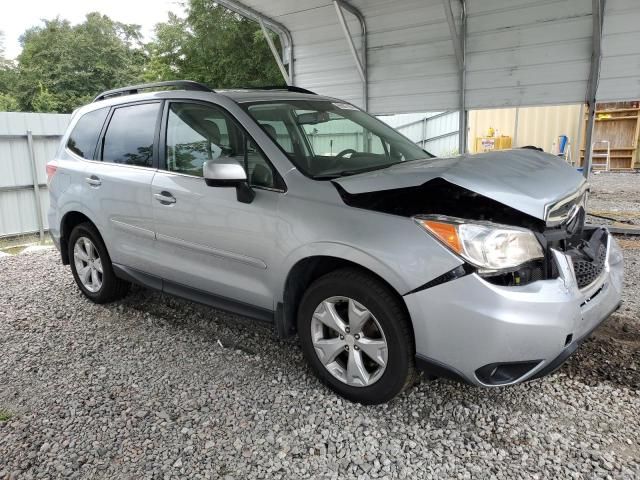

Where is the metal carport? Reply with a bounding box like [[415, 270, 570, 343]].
[[217, 0, 640, 175]]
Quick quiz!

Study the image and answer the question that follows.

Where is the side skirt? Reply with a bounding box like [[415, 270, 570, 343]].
[[112, 264, 274, 324]]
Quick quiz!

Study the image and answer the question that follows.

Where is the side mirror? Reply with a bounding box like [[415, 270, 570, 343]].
[[202, 158, 255, 204]]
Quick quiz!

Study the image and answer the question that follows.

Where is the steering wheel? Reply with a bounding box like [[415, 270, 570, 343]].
[[336, 148, 357, 158]]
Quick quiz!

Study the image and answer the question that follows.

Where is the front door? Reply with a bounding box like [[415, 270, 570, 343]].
[[151, 100, 286, 311]]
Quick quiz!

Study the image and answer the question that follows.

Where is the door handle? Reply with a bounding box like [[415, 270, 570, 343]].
[[85, 175, 101, 187], [154, 191, 176, 205]]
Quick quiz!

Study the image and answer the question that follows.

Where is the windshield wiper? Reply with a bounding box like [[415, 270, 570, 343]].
[[313, 162, 400, 180]]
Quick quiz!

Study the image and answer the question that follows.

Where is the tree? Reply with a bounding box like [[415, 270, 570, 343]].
[[2, 2, 285, 113], [31, 84, 60, 112], [0, 93, 19, 111], [0, 30, 20, 111], [146, 0, 284, 88], [15, 14, 146, 112], [0, 30, 4, 59]]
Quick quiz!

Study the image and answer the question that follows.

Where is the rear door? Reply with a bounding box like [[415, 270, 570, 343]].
[[150, 100, 286, 312], [86, 101, 162, 272]]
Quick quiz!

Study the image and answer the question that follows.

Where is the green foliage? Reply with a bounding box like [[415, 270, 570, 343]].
[[0, 30, 18, 100], [15, 14, 146, 112], [0, 0, 284, 113], [145, 0, 284, 88], [0, 92, 19, 111], [0, 30, 5, 59], [31, 84, 60, 112]]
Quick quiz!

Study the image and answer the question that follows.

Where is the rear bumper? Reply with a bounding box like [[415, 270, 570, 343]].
[[47, 207, 61, 252], [406, 233, 624, 386], [49, 230, 61, 251]]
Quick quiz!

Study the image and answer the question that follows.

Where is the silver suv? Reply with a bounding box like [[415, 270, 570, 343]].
[[48, 81, 624, 404]]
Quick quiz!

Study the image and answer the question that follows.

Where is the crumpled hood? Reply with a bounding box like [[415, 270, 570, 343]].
[[333, 149, 586, 221]]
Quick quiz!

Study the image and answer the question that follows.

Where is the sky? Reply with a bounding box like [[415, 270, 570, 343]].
[[0, 0, 184, 59]]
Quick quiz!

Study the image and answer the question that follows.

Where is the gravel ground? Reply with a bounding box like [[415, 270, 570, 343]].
[[1, 173, 640, 479], [586, 172, 640, 226], [0, 245, 638, 479]]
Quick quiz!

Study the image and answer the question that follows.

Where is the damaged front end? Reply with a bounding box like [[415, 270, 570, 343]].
[[334, 176, 606, 292]]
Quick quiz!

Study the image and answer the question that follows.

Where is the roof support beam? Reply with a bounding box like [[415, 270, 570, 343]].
[[582, 0, 606, 179], [443, 0, 464, 71], [259, 19, 290, 85], [215, 0, 295, 85], [333, 0, 368, 111], [443, 0, 467, 154]]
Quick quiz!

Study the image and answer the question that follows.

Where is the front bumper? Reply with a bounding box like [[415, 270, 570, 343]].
[[405, 233, 624, 386]]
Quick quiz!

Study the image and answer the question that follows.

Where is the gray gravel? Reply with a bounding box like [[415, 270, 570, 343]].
[[587, 172, 640, 226], [2, 171, 639, 479], [1, 247, 639, 479]]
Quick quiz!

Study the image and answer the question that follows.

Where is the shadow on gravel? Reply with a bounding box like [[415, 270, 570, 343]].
[[108, 284, 299, 360], [104, 282, 640, 396]]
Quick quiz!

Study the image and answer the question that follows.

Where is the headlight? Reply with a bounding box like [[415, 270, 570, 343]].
[[414, 215, 544, 271]]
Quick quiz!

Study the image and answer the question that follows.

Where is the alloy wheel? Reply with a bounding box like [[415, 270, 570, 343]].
[[73, 236, 103, 293], [310, 296, 388, 387]]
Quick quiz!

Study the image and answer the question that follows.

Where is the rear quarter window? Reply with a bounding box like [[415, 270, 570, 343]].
[[66, 108, 109, 159]]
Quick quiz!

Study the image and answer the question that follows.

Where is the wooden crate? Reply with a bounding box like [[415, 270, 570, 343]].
[[579, 101, 640, 170]]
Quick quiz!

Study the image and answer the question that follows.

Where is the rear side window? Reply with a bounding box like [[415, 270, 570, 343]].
[[102, 103, 160, 167], [66, 108, 109, 159]]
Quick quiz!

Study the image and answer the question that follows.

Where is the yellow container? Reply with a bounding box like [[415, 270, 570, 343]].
[[475, 136, 512, 153]]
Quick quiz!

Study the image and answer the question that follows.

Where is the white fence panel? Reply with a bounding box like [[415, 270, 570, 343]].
[[379, 111, 460, 156], [0, 109, 463, 238], [0, 112, 71, 238]]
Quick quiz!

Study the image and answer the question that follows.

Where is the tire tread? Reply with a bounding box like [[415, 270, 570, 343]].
[[69, 222, 130, 304], [298, 267, 416, 404]]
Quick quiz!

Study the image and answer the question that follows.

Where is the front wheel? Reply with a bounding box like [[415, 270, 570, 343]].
[[68, 223, 130, 303], [298, 268, 415, 404]]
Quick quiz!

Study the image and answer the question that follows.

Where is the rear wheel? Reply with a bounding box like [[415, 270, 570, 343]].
[[298, 268, 415, 404], [68, 223, 130, 303]]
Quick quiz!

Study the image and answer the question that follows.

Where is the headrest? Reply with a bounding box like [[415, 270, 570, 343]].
[[262, 123, 277, 140]]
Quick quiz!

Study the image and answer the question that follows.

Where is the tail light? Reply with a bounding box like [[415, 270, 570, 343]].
[[46, 161, 58, 184]]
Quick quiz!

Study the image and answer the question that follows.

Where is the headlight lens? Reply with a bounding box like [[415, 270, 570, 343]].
[[414, 216, 544, 271]]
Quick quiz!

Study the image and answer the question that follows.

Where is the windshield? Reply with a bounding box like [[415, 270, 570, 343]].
[[242, 100, 434, 179]]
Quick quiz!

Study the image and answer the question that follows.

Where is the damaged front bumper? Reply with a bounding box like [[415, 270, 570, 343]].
[[405, 231, 624, 386]]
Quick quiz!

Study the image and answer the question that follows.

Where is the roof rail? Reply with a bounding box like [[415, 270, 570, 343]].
[[240, 85, 317, 95], [93, 80, 214, 103]]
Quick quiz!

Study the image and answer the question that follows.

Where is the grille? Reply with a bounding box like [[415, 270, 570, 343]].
[[571, 242, 607, 289]]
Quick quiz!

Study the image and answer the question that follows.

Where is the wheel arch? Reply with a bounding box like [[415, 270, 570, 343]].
[[59, 211, 101, 265], [276, 251, 412, 341]]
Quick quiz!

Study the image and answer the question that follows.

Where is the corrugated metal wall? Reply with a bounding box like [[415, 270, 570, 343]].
[[0, 113, 70, 237], [468, 104, 583, 159], [599, 0, 640, 101], [465, 0, 593, 109], [379, 111, 460, 156], [284, 1, 364, 107], [237, 0, 640, 114], [362, 0, 459, 114]]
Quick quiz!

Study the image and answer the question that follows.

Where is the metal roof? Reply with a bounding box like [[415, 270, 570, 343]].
[[217, 0, 640, 114]]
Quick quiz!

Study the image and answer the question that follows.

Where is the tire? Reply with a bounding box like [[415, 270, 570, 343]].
[[298, 268, 415, 404], [68, 222, 130, 303]]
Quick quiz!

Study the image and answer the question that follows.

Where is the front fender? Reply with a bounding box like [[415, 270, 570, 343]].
[[275, 241, 411, 303]]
